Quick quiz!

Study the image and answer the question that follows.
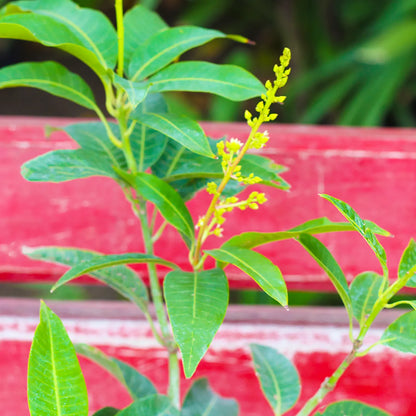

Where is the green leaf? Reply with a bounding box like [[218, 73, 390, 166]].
[[129, 26, 226, 80], [50, 252, 177, 293], [148, 61, 265, 101], [297, 234, 353, 320], [21, 148, 119, 182], [381, 310, 416, 354], [350, 272, 385, 327], [182, 378, 238, 416], [121, 172, 195, 248], [0, 61, 96, 109], [3, 0, 117, 69], [115, 395, 179, 416], [132, 111, 214, 158], [113, 74, 149, 108], [75, 344, 156, 401], [206, 246, 287, 307], [223, 217, 389, 250], [321, 194, 387, 271], [250, 344, 300, 415], [92, 408, 120, 416], [23, 246, 149, 311], [164, 268, 228, 378], [400, 239, 416, 287], [315, 400, 392, 416], [123, 4, 168, 70], [28, 301, 88, 416]]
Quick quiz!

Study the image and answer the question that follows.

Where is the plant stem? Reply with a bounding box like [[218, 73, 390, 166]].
[[295, 340, 361, 416], [115, 0, 125, 78]]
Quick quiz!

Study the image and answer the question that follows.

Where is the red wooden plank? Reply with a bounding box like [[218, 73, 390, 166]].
[[0, 299, 413, 416], [1, 117, 416, 290]]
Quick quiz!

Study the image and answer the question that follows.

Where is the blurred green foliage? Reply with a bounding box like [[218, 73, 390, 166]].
[[1, 0, 414, 126]]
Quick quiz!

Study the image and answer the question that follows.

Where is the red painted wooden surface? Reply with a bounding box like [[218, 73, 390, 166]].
[[1, 299, 415, 416], [1, 117, 416, 290]]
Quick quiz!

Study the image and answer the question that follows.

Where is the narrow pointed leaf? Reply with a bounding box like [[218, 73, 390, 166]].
[[182, 378, 238, 416], [123, 5, 168, 69], [121, 172, 195, 248], [350, 272, 385, 326], [297, 234, 353, 320], [3, 0, 117, 68], [133, 111, 214, 158], [115, 395, 179, 416], [23, 246, 148, 311], [0, 61, 96, 109], [50, 253, 177, 292], [207, 246, 287, 306], [223, 217, 390, 250], [164, 269, 228, 378], [250, 344, 300, 415], [92, 408, 119, 416], [21, 148, 119, 182], [75, 344, 156, 401], [113, 75, 149, 108], [28, 302, 88, 416], [148, 61, 265, 101], [129, 26, 226, 80], [315, 400, 392, 416], [381, 311, 416, 354], [400, 239, 416, 287], [321, 194, 387, 271]]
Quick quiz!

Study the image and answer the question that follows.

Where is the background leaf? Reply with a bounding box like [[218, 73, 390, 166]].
[[0, 61, 96, 109], [24, 246, 149, 311], [181, 378, 238, 416], [315, 400, 392, 415], [400, 239, 416, 287], [129, 26, 226, 80], [250, 344, 300, 415], [350, 272, 385, 326], [148, 61, 265, 101], [164, 268, 228, 378], [115, 395, 179, 416], [28, 301, 88, 416], [75, 344, 156, 401], [207, 246, 287, 307], [92, 408, 120, 416], [381, 311, 416, 354]]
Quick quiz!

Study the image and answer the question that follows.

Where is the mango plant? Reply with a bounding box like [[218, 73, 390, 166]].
[[1, 1, 415, 415]]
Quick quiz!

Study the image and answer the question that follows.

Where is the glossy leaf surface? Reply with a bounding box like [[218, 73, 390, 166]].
[[28, 302, 88, 416], [207, 245, 287, 306], [125, 172, 195, 248], [133, 111, 214, 157], [3, 0, 117, 68], [113, 75, 149, 108], [0, 61, 96, 109], [115, 395, 179, 416], [381, 311, 416, 354], [51, 252, 176, 292], [75, 344, 156, 401], [297, 234, 353, 319], [24, 246, 149, 310], [400, 239, 416, 287], [129, 26, 226, 80], [250, 344, 300, 415], [123, 4, 167, 69], [321, 194, 387, 270], [164, 269, 228, 378], [148, 61, 265, 101], [182, 378, 238, 416], [350, 272, 385, 326], [315, 400, 392, 415]]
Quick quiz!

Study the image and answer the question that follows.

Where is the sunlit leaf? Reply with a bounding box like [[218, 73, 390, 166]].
[[250, 344, 300, 415], [400, 239, 416, 287], [206, 245, 287, 306], [164, 268, 228, 378], [182, 378, 238, 416], [381, 311, 416, 354], [148, 61, 265, 101], [28, 301, 88, 416], [115, 395, 179, 416], [315, 400, 392, 415]]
